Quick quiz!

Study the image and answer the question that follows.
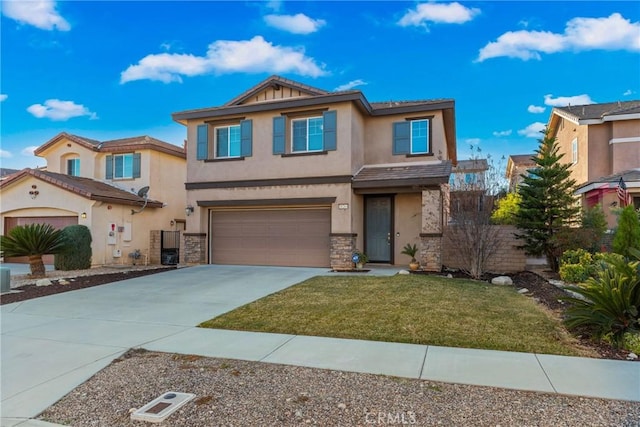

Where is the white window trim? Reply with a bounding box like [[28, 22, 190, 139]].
[[410, 119, 429, 154], [113, 153, 134, 180], [291, 116, 323, 153], [67, 157, 80, 176], [571, 138, 578, 164], [214, 124, 241, 159]]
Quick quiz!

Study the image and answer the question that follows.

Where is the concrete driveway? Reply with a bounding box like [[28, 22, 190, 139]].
[[1, 265, 325, 421]]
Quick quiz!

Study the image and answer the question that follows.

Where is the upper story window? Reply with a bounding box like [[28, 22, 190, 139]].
[[292, 117, 324, 152], [105, 153, 141, 180], [273, 110, 337, 155], [216, 125, 241, 158], [67, 158, 80, 176], [393, 118, 431, 156], [197, 120, 252, 161], [571, 138, 578, 164]]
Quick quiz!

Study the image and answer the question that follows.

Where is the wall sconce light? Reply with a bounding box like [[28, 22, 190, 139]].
[[81, 212, 87, 219], [185, 205, 194, 216]]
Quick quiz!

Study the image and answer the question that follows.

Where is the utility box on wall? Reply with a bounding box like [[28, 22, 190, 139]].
[[113, 249, 122, 258], [107, 223, 117, 245]]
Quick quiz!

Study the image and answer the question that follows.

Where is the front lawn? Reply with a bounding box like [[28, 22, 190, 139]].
[[199, 274, 594, 357]]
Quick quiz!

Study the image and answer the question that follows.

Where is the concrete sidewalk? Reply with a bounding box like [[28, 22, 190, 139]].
[[2, 265, 639, 427]]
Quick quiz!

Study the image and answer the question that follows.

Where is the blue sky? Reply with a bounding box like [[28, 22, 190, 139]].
[[1, 1, 639, 171]]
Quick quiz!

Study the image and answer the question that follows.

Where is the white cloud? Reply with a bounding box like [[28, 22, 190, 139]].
[[26, 99, 98, 121], [544, 94, 594, 107], [264, 13, 326, 34], [121, 36, 326, 83], [492, 130, 512, 137], [2, 0, 70, 31], [623, 89, 634, 96], [21, 146, 39, 156], [398, 2, 480, 27], [518, 122, 546, 138], [464, 138, 481, 145], [527, 105, 546, 113], [477, 13, 639, 61], [334, 79, 367, 91], [0, 94, 7, 102], [0, 149, 12, 158]]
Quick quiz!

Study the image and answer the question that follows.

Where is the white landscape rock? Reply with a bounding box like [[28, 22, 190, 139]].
[[36, 278, 52, 287], [627, 353, 638, 361], [398, 270, 410, 275], [517, 288, 529, 294], [491, 276, 513, 286]]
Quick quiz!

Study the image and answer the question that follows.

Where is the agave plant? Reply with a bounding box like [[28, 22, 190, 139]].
[[1, 224, 68, 277]]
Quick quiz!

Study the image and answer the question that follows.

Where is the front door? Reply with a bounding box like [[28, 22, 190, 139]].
[[365, 196, 392, 262]]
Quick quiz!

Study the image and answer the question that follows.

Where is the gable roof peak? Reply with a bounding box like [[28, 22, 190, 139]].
[[223, 75, 330, 106]]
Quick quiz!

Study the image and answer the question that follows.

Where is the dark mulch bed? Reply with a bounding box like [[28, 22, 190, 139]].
[[0, 267, 177, 305], [413, 268, 635, 361]]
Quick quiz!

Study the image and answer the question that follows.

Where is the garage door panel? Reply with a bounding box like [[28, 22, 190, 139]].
[[4, 216, 78, 264], [211, 208, 330, 268]]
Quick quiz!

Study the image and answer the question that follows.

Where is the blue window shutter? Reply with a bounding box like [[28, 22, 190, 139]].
[[273, 116, 285, 154], [132, 153, 141, 178], [393, 121, 410, 155], [240, 119, 252, 157], [197, 125, 208, 160], [105, 155, 113, 179], [323, 110, 337, 151]]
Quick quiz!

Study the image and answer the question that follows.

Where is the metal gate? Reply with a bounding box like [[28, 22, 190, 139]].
[[161, 230, 180, 265]]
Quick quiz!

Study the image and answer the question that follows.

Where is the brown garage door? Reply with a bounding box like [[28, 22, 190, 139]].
[[210, 208, 330, 267], [4, 216, 78, 264]]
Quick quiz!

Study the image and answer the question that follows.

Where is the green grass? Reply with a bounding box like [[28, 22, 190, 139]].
[[199, 274, 594, 357]]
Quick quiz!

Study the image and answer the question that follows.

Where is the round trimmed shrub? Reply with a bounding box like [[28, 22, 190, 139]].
[[54, 225, 92, 270]]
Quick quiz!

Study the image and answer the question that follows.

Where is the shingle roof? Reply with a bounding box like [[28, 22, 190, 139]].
[[508, 154, 536, 165], [352, 161, 452, 189], [554, 100, 640, 121], [224, 75, 329, 106], [0, 169, 164, 208], [0, 168, 20, 178], [576, 169, 640, 191]]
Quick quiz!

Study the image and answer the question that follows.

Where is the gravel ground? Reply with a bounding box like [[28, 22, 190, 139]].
[[39, 349, 640, 427]]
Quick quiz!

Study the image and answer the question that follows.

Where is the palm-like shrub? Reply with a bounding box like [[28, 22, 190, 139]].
[[1, 224, 68, 277], [563, 257, 640, 348]]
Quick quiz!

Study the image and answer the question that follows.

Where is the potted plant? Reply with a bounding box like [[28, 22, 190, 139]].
[[128, 249, 142, 266], [352, 250, 369, 269], [401, 243, 420, 271]]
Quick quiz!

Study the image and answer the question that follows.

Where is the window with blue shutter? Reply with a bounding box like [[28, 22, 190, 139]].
[[240, 119, 252, 157], [393, 122, 410, 155], [197, 124, 208, 160], [105, 155, 113, 179], [323, 110, 337, 151], [273, 116, 285, 154], [132, 153, 141, 178]]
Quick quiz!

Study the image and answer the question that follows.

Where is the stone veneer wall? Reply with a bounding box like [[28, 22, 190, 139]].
[[442, 225, 526, 273], [330, 233, 357, 270], [149, 230, 161, 265], [419, 187, 445, 271], [182, 233, 207, 264], [419, 235, 442, 271]]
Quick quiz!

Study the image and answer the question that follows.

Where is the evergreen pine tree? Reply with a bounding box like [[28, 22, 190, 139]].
[[514, 128, 580, 271]]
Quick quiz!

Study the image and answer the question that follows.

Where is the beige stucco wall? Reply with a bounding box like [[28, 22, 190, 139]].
[[37, 137, 97, 175], [394, 193, 422, 264]]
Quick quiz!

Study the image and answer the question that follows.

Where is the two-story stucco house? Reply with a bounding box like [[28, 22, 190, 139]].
[[0, 133, 186, 265], [547, 100, 640, 227], [172, 75, 456, 270]]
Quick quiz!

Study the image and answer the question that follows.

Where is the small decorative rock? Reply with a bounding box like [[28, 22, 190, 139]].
[[337, 403, 347, 410], [491, 276, 513, 286], [627, 353, 638, 361], [446, 274, 453, 279], [398, 270, 410, 275], [517, 288, 529, 294], [36, 278, 52, 287], [58, 279, 71, 285]]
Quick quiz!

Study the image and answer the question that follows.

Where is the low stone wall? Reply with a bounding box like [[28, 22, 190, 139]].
[[442, 225, 527, 273], [149, 230, 161, 265], [182, 233, 207, 264], [330, 233, 357, 270]]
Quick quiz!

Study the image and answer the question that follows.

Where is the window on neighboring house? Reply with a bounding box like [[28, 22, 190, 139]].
[[67, 158, 80, 176], [448, 174, 456, 187], [572, 138, 578, 164], [273, 111, 336, 155], [216, 125, 241, 158], [105, 153, 141, 180], [464, 173, 477, 185], [392, 118, 431, 155]]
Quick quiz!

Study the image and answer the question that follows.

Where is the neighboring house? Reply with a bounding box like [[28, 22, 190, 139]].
[[505, 154, 536, 193], [172, 75, 457, 270], [547, 100, 640, 227], [0, 133, 186, 265], [0, 168, 20, 180], [449, 159, 488, 191]]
